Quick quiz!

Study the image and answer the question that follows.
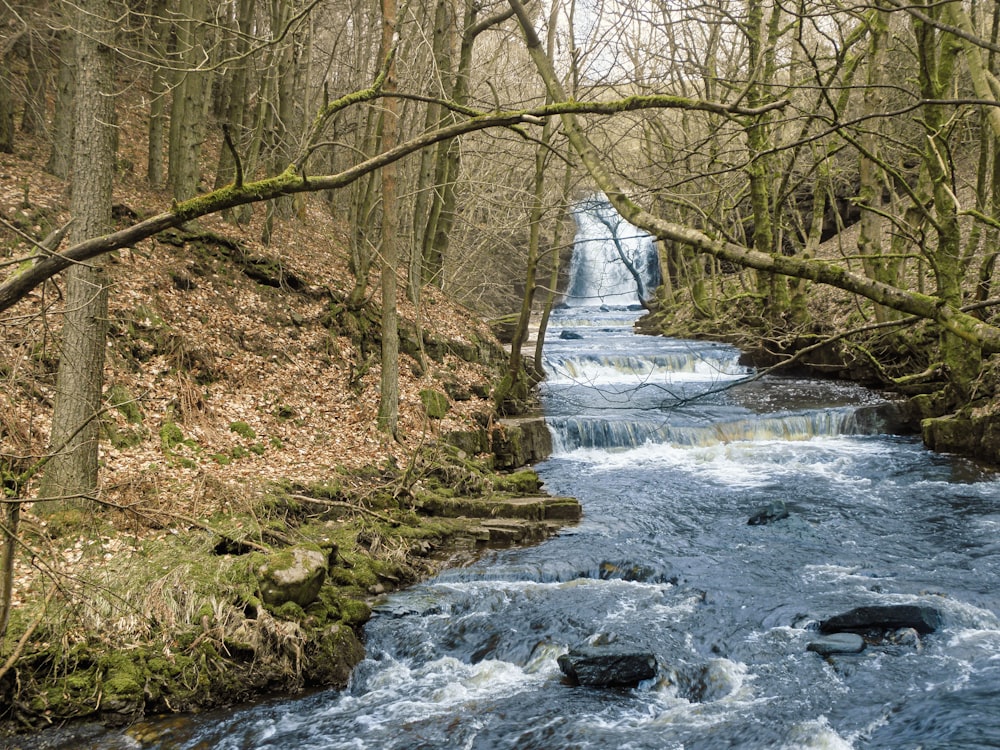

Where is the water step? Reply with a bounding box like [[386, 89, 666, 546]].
[[416, 494, 581, 522]]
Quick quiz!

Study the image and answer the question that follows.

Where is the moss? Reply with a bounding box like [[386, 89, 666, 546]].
[[271, 600, 306, 621], [339, 598, 372, 626], [495, 469, 542, 494], [106, 383, 144, 424], [229, 421, 257, 440], [159, 421, 185, 451], [194, 603, 215, 622], [103, 421, 147, 449], [42, 507, 90, 536], [419, 388, 451, 419], [100, 653, 145, 701], [249, 442, 267, 455], [211, 452, 233, 465], [230, 445, 249, 459]]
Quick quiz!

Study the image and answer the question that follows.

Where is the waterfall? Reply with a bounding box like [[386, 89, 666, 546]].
[[543, 198, 899, 453], [564, 195, 660, 307]]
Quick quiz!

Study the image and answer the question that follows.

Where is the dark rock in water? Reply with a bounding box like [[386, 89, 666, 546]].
[[747, 499, 789, 526], [559, 330, 584, 340], [807, 633, 865, 656], [376, 601, 442, 619], [597, 560, 673, 584], [558, 645, 657, 687], [599, 305, 611, 312], [819, 604, 943, 635], [627, 304, 645, 311]]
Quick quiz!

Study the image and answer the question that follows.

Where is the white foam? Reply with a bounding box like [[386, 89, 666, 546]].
[[781, 716, 855, 749]]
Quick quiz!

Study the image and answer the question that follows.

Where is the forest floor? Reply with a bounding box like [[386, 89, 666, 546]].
[[0, 129, 578, 737]]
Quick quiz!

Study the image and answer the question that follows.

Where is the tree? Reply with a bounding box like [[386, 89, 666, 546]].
[[377, 0, 401, 435], [168, 0, 212, 201], [46, 28, 74, 179], [38, 0, 117, 507]]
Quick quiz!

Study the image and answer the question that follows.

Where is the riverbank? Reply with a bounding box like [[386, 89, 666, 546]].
[[1, 443, 579, 742], [0, 143, 578, 740]]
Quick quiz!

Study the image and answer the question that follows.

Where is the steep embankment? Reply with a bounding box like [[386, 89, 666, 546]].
[[0, 134, 577, 733]]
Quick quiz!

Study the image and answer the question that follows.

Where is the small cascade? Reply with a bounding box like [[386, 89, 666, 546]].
[[548, 407, 881, 452], [543, 350, 748, 386], [563, 195, 660, 307]]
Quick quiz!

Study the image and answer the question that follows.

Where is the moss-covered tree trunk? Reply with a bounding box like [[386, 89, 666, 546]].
[[744, 0, 787, 321], [915, 1, 981, 400]]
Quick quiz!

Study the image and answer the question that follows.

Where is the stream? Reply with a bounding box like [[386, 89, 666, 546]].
[[111, 201, 1000, 748]]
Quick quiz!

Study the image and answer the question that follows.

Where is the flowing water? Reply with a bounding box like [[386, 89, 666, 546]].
[[104, 201, 1000, 749]]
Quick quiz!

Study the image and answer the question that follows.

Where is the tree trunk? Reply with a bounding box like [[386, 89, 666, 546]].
[[408, 0, 452, 303], [0, 74, 14, 153], [39, 0, 116, 510], [215, 0, 254, 191], [745, 0, 787, 319], [46, 30, 75, 178], [147, 0, 168, 187], [263, 0, 300, 243], [21, 33, 49, 136], [168, 0, 211, 202], [914, 4, 982, 400], [507, 118, 554, 387], [377, 0, 400, 435]]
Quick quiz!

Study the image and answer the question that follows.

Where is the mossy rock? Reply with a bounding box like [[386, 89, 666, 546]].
[[256, 545, 330, 608], [303, 623, 365, 687], [444, 428, 489, 456], [419, 389, 451, 419], [495, 469, 542, 494]]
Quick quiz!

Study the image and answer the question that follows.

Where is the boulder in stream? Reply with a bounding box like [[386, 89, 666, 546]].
[[747, 499, 789, 526], [559, 330, 584, 340], [819, 604, 942, 635], [558, 644, 657, 687], [806, 632, 866, 656]]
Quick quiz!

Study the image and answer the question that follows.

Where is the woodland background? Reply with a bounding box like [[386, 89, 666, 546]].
[[1, 0, 1000, 728]]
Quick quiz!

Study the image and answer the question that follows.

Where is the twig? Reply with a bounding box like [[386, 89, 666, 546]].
[[288, 494, 400, 526]]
